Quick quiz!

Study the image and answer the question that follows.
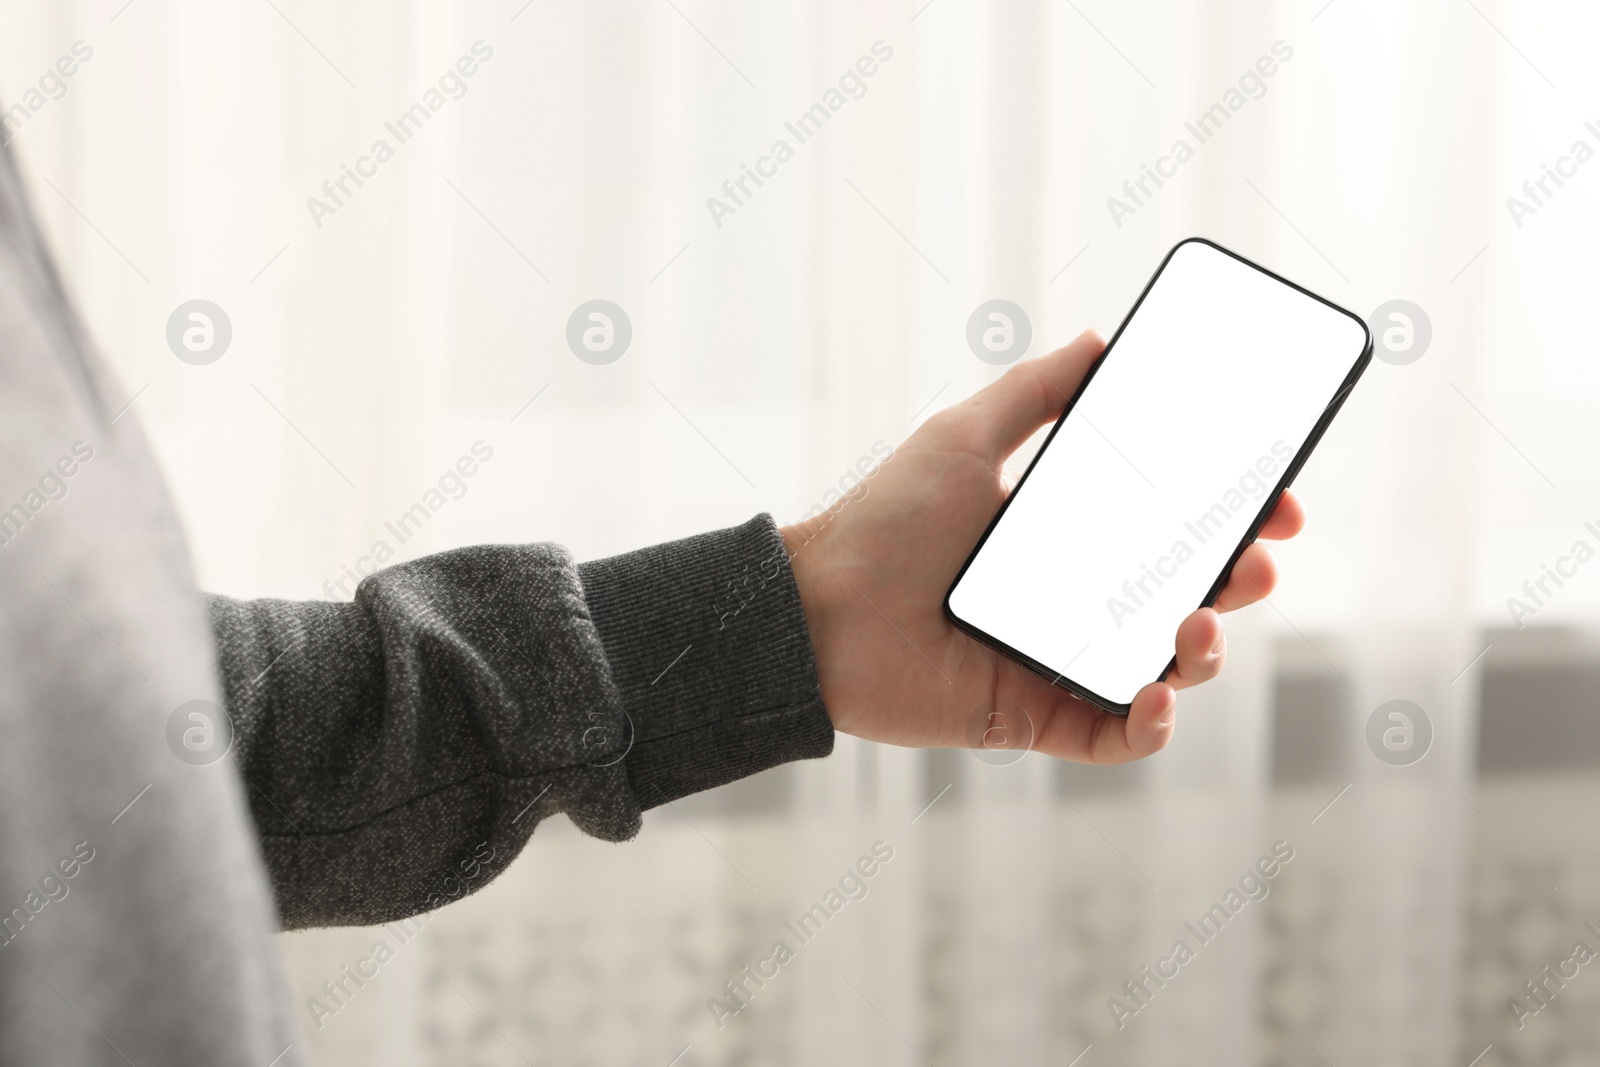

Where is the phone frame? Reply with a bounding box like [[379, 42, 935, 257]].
[[942, 236, 1374, 716]]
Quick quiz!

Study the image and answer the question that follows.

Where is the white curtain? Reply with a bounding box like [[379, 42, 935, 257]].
[[11, 1, 1600, 1064]]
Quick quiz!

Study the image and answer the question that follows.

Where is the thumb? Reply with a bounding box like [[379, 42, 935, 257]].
[[956, 329, 1106, 466]]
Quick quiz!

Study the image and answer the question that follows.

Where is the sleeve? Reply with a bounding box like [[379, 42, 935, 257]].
[[208, 513, 834, 930]]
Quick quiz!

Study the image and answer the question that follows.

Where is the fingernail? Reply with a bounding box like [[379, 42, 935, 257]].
[[1210, 632, 1226, 656]]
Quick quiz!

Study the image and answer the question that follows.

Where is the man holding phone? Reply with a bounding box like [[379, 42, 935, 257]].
[[944, 240, 1367, 713], [0, 116, 1297, 1066], [787, 327, 1305, 758]]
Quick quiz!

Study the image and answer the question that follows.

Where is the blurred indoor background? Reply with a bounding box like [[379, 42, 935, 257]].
[[5, 0, 1599, 1064]]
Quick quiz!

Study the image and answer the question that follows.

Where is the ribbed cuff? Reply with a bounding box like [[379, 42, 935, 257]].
[[577, 513, 835, 810]]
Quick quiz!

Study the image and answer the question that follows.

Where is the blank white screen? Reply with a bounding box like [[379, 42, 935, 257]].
[[946, 240, 1369, 708]]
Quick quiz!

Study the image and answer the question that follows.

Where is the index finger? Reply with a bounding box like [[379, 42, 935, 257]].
[[1257, 490, 1305, 540]]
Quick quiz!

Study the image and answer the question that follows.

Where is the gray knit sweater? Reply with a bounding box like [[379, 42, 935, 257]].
[[0, 132, 833, 1064], [212, 519, 836, 931]]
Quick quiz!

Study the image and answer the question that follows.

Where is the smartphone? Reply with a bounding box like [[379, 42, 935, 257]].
[[944, 237, 1372, 715]]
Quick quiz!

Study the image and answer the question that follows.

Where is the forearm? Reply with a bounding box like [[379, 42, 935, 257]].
[[209, 514, 833, 929], [581, 513, 835, 809]]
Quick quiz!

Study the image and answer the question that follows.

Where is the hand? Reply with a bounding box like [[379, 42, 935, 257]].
[[782, 330, 1305, 765]]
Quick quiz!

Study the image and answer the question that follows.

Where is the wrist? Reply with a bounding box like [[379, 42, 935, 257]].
[[779, 518, 826, 639], [581, 514, 836, 812], [779, 517, 855, 734]]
